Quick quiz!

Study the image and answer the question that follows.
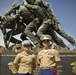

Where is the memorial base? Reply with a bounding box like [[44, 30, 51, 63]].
[[0, 50, 76, 75]]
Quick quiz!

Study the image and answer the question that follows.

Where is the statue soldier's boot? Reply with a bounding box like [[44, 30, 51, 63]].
[[56, 28, 76, 46], [64, 36, 76, 46]]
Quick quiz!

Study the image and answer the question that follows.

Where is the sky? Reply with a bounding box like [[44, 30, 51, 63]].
[[0, 0, 76, 50]]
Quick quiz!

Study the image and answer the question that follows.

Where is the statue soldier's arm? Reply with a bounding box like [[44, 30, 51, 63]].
[[4, 2, 20, 16], [4, 7, 16, 17]]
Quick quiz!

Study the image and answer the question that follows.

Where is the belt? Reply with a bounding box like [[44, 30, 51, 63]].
[[40, 67, 53, 70]]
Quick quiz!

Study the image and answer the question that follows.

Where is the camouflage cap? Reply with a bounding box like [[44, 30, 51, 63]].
[[40, 35, 52, 41], [12, 2, 20, 9]]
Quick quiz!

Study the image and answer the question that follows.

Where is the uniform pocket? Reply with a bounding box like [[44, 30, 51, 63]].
[[47, 53, 54, 59], [47, 55, 53, 58]]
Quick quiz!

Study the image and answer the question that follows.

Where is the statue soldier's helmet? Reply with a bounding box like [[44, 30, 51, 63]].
[[40, 35, 52, 41], [12, 2, 20, 9]]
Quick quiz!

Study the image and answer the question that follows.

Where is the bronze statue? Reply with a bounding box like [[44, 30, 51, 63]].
[[23, 0, 69, 48], [0, 0, 76, 50], [0, 2, 34, 48], [0, 16, 26, 48], [23, 0, 76, 47]]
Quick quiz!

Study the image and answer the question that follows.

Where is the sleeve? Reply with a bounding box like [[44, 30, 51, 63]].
[[37, 52, 41, 65], [54, 50, 61, 62], [32, 54, 36, 59], [13, 54, 20, 64], [32, 54, 37, 69], [4, 8, 15, 16], [53, 50, 61, 68]]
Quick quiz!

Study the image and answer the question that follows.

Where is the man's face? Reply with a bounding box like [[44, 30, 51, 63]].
[[42, 40, 50, 47]]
